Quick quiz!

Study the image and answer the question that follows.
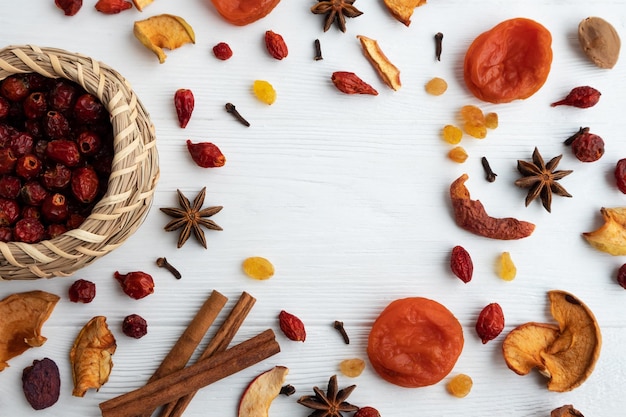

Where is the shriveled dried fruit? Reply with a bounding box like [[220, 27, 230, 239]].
[[339, 358, 366, 377], [242, 256, 275, 280], [331, 71, 378, 96], [70, 316, 116, 397], [450, 245, 473, 283], [497, 251, 517, 281], [0, 291, 60, 371], [475, 302, 504, 344], [253, 80, 277, 105], [582, 207, 626, 255], [278, 310, 306, 342], [446, 373, 472, 398], [133, 14, 196, 63], [357, 35, 401, 91], [22, 358, 61, 410], [578, 16, 621, 69]]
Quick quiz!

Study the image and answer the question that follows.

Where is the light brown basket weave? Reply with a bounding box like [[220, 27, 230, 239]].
[[0, 45, 159, 280]]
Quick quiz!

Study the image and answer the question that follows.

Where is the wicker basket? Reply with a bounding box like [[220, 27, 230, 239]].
[[0, 45, 159, 280]]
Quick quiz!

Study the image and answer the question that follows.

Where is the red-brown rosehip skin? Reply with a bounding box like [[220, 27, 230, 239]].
[[69, 278, 96, 303], [114, 271, 155, 299], [186, 140, 226, 168], [615, 159, 626, 194], [475, 302, 505, 344], [122, 314, 148, 338]]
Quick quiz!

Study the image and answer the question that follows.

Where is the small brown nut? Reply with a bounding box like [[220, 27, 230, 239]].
[[578, 16, 621, 69], [22, 358, 61, 410]]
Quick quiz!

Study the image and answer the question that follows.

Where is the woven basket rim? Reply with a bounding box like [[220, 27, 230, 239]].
[[0, 44, 159, 280]]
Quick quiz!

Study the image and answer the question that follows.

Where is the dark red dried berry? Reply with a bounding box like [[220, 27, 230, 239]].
[[15, 154, 43, 180], [615, 159, 626, 194], [74, 93, 104, 123], [0, 175, 21, 199], [0, 75, 30, 101], [68, 278, 96, 303], [14, 217, 45, 243], [22, 358, 61, 410], [450, 245, 473, 283], [46, 139, 80, 166], [21, 180, 48, 206], [213, 42, 233, 60], [571, 132, 605, 162], [114, 271, 155, 299], [43, 111, 70, 139], [0, 197, 20, 225], [71, 166, 99, 203], [186, 140, 226, 168], [551, 86, 601, 108], [42, 193, 69, 223], [23, 92, 48, 119], [122, 314, 148, 338], [174, 89, 194, 128], [55, 0, 83, 16]]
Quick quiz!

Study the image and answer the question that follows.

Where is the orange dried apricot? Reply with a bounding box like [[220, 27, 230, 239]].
[[367, 297, 464, 388], [464, 18, 552, 103], [210, 0, 281, 26]]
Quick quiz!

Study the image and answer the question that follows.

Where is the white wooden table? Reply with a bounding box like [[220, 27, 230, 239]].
[[1, 1, 625, 416]]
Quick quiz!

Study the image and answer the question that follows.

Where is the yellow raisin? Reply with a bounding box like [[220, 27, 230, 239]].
[[447, 374, 473, 398], [448, 146, 468, 163], [485, 112, 499, 129], [253, 80, 276, 105], [497, 251, 517, 281], [339, 358, 366, 378], [242, 256, 275, 280], [425, 77, 448, 96], [442, 125, 463, 144]]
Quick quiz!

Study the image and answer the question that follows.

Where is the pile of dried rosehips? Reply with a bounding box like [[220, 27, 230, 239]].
[[0, 73, 113, 243]]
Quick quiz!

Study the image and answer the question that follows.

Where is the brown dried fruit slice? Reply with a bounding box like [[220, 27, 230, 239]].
[[0, 291, 59, 371], [382, 0, 426, 26], [70, 316, 117, 397], [582, 207, 626, 256], [502, 291, 601, 392], [357, 35, 401, 91], [133, 14, 195, 63]]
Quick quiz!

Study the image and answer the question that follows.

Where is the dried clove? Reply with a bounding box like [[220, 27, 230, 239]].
[[481, 156, 497, 182], [225, 102, 250, 127], [435, 32, 444, 61], [314, 39, 323, 61], [156, 257, 182, 279], [333, 320, 350, 344]]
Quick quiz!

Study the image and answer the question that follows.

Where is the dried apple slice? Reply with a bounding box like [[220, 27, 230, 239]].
[[502, 290, 601, 392], [583, 207, 626, 255], [383, 0, 427, 26], [357, 35, 401, 91], [0, 291, 59, 371], [238, 366, 288, 417], [133, 14, 195, 63]]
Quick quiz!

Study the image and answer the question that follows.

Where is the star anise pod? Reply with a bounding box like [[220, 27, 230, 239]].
[[297, 375, 358, 417], [160, 187, 222, 248], [514, 147, 573, 212], [311, 0, 363, 33]]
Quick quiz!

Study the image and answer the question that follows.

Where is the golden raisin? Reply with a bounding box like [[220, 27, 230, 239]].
[[339, 358, 366, 378], [425, 77, 448, 96], [485, 112, 499, 129], [448, 146, 468, 163], [442, 125, 463, 144], [242, 256, 275, 280], [446, 373, 473, 398], [497, 251, 517, 281], [253, 80, 276, 105]]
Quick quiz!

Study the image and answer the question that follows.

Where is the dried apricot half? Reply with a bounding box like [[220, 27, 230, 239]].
[[367, 297, 464, 388], [464, 18, 553, 103]]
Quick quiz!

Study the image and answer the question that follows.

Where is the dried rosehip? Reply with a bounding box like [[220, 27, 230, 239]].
[[42, 193, 69, 223], [174, 89, 194, 128], [46, 139, 80, 167], [450, 245, 473, 283], [186, 140, 226, 168], [114, 271, 154, 299], [55, 0, 83, 16], [278, 310, 306, 342], [0, 198, 20, 225], [213, 42, 233, 60], [0, 75, 30, 101], [22, 358, 61, 410], [14, 217, 45, 243], [68, 279, 96, 303], [71, 166, 99, 203], [43, 111, 70, 139], [122, 314, 148, 338], [617, 264, 626, 289], [571, 132, 605, 162], [15, 154, 43, 180], [74, 93, 104, 123], [615, 158, 626, 194], [551, 86, 601, 108], [475, 302, 505, 344]]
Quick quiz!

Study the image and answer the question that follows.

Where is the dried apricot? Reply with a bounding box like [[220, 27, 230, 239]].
[[367, 297, 464, 388], [464, 18, 553, 103]]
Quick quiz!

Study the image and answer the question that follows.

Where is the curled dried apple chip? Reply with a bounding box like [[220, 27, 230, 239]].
[[0, 291, 59, 371], [357, 35, 401, 91], [583, 207, 626, 255], [502, 290, 601, 392], [133, 14, 195, 63], [70, 316, 117, 397]]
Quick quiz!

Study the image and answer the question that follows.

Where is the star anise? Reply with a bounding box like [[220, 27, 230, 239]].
[[311, 0, 363, 33], [297, 375, 358, 417], [160, 187, 222, 248], [514, 147, 573, 212]]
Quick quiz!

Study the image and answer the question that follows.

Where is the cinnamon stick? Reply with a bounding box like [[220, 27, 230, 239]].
[[99, 329, 280, 417], [160, 291, 256, 417]]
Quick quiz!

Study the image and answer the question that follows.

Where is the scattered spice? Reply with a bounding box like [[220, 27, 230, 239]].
[[331, 71, 378, 95], [225, 102, 250, 127], [297, 375, 358, 417], [481, 156, 497, 182], [156, 257, 182, 279], [314, 38, 323, 60], [280, 384, 296, 396], [435, 32, 443, 61], [551, 86, 601, 108], [310, 0, 363, 33], [333, 320, 350, 344], [515, 147, 572, 212], [160, 188, 223, 249]]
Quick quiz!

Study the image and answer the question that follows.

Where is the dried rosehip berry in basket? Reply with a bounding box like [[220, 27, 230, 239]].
[[114, 271, 154, 299], [614, 159, 626, 194], [475, 302, 505, 344], [212, 42, 233, 60], [122, 314, 148, 338], [186, 140, 226, 168], [174, 89, 194, 128], [68, 279, 96, 303]]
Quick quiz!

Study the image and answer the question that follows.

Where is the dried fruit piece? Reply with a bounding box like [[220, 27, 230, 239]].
[[450, 174, 535, 240], [357, 35, 401, 91], [475, 303, 504, 344], [22, 358, 61, 410], [0, 291, 59, 371], [174, 89, 194, 128], [339, 358, 366, 377], [502, 291, 601, 392], [242, 256, 275, 280], [551, 86, 601, 108], [253, 80, 277, 104], [122, 314, 148, 338], [425, 77, 447, 95], [186, 140, 226, 168], [238, 366, 289, 417], [70, 316, 117, 397], [448, 146, 468, 163], [578, 16, 621, 69], [450, 245, 473, 283], [464, 18, 552, 103], [278, 310, 306, 342], [114, 271, 155, 299], [615, 159, 626, 194], [446, 373, 472, 398], [331, 72, 378, 96], [133, 14, 196, 63], [497, 251, 516, 281], [382, 0, 427, 26], [265, 30, 288, 60], [211, 0, 281, 26], [441, 125, 462, 144], [367, 297, 463, 387], [582, 207, 626, 255]]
